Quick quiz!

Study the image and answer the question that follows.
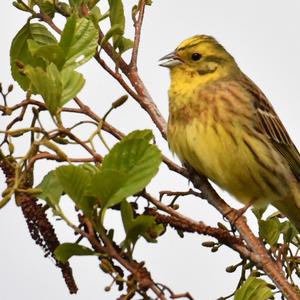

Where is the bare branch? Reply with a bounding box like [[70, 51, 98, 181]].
[[130, 0, 147, 68]]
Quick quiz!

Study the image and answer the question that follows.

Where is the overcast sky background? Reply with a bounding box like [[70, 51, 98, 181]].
[[1, 1, 300, 300]]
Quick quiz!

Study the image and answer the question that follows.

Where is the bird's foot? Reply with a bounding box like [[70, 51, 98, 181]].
[[223, 201, 254, 231]]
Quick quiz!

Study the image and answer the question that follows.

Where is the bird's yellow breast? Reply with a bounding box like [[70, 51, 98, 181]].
[[167, 80, 289, 205]]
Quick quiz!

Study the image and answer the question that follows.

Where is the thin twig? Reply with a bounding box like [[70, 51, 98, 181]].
[[28, 152, 96, 166], [57, 128, 103, 162], [130, 0, 146, 68]]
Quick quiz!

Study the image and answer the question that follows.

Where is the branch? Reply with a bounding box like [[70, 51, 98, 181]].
[[82, 219, 169, 300], [57, 128, 103, 162], [146, 208, 252, 254], [130, 0, 146, 68], [28, 152, 96, 166]]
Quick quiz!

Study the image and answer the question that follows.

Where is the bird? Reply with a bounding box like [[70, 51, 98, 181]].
[[159, 35, 300, 230]]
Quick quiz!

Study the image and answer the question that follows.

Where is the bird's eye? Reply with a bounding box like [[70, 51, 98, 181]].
[[191, 53, 202, 61]]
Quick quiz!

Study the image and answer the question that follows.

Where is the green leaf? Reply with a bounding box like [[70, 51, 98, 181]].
[[108, 0, 125, 33], [10, 23, 57, 90], [89, 5, 106, 25], [27, 40, 65, 67], [258, 218, 280, 246], [59, 15, 98, 69], [61, 68, 85, 105], [28, 0, 36, 9], [90, 169, 128, 209], [54, 243, 96, 263], [116, 36, 133, 54], [56, 165, 94, 215], [120, 200, 134, 234], [36, 170, 63, 208], [98, 10, 110, 22], [24, 64, 84, 113], [102, 131, 161, 179], [80, 163, 99, 174], [234, 277, 273, 300], [108, 0, 128, 51], [39, 1, 56, 18], [13, 1, 30, 12], [280, 221, 298, 243], [87, 0, 100, 9], [121, 200, 157, 248], [100, 24, 123, 47], [24, 63, 62, 115], [252, 204, 267, 220], [142, 221, 165, 243], [90, 130, 161, 212], [125, 215, 156, 247], [69, 0, 82, 8], [122, 129, 154, 142]]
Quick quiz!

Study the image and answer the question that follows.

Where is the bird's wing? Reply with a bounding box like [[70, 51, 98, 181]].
[[240, 74, 300, 181]]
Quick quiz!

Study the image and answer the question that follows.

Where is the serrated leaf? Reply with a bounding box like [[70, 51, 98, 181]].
[[24, 63, 62, 115], [102, 130, 157, 169], [36, 170, 63, 208], [90, 169, 128, 209], [24, 64, 84, 113], [80, 163, 99, 174], [10, 23, 57, 90], [54, 243, 96, 263], [24, 63, 62, 114], [59, 15, 98, 69], [61, 68, 85, 105], [258, 218, 280, 246], [27, 40, 65, 67], [122, 129, 153, 142], [234, 277, 273, 300], [56, 165, 94, 215], [90, 130, 161, 211]]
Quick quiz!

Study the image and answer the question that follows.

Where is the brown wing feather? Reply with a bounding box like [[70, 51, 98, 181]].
[[238, 74, 300, 180]]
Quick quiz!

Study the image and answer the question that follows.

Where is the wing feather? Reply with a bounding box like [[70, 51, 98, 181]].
[[239, 74, 300, 180]]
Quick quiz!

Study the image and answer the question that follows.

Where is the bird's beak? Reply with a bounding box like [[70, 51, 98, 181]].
[[159, 51, 182, 68]]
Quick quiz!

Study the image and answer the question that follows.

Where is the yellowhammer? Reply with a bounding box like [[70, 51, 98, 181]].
[[160, 35, 300, 230]]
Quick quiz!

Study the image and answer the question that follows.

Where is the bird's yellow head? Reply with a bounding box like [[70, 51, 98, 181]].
[[160, 35, 239, 83]]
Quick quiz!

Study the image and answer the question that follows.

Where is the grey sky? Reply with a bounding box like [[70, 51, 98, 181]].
[[1, 1, 300, 299]]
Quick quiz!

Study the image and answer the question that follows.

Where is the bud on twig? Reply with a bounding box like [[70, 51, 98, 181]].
[[112, 95, 128, 109], [8, 84, 13, 93]]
